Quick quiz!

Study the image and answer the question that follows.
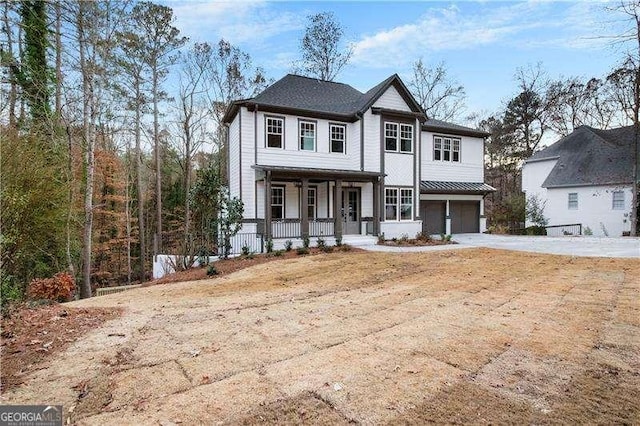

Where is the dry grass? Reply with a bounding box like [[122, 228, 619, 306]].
[[2, 248, 639, 425]]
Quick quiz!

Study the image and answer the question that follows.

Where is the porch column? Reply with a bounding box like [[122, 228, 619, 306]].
[[264, 171, 272, 240], [372, 179, 380, 235], [301, 178, 309, 239], [445, 199, 452, 235], [334, 179, 343, 240]]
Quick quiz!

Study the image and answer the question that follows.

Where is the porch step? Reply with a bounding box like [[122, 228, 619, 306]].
[[341, 235, 378, 246]]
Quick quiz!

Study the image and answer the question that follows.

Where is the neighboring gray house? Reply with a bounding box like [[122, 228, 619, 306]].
[[223, 74, 493, 246], [522, 125, 635, 236]]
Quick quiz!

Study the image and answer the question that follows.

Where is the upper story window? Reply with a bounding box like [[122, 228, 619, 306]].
[[568, 192, 578, 210], [266, 117, 283, 148], [330, 124, 346, 154], [299, 120, 316, 151], [434, 136, 461, 162], [612, 191, 625, 210], [385, 122, 413, 153]]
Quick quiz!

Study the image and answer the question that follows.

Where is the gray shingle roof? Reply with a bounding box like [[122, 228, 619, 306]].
[[251, 74, 365, 115], [420, 180, 496, 194], [526, 125, 635, 188], [422, 119, 490, 138], [222, 74, 488, 140]]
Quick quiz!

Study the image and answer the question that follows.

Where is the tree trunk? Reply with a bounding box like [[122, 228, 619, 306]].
[[78, 2, 95, 299], [135, 80, 146, 282], [153, 68, 162, 254], [3, 2, 17, 126], [54, 1, 62, 117]]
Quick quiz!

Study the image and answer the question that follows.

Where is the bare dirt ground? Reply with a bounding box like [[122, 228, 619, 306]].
[[2, 247, 639, 425]]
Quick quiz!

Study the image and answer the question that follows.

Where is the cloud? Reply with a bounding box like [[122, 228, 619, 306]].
[[351, 2, 615, 69], [168, 0, 304, 45]]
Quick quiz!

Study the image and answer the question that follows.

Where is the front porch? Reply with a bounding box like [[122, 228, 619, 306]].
[[254, 165, 384, 240]]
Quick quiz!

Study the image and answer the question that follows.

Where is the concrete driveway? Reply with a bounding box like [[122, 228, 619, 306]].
[[453, 234, 640, 258]]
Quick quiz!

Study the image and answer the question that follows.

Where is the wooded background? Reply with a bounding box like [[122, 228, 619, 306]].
[[1, 1, 638, 302]]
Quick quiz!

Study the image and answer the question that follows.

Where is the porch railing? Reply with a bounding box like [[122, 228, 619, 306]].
[[545, 223, 582, 236], [309, 219, 334, 237], [271, 219, 335, 239]]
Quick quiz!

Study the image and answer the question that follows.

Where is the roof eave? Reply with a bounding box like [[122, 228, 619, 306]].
[[421, 125, 490, 138]]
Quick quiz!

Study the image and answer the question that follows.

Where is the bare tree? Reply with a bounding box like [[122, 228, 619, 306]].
[[128, 1, 187, 255], [408, 59, 466, 121], [607, 0, 640, 235], [296, 12, 352, 81]]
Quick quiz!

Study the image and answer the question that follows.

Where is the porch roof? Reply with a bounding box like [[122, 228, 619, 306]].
[[420, 180, 496, 195], [253, 165, 384, 182]]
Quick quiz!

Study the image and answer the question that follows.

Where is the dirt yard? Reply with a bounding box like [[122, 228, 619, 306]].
[[2, 248, 639, 424]]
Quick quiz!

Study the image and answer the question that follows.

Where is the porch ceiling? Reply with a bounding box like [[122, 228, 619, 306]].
[[253, 165, 384, 182]]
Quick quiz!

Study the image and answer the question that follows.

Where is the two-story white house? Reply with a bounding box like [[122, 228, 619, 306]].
[[222, 74, 493, 245], [522, 125, 635, 237]]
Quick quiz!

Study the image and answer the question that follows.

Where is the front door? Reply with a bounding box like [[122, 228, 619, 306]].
[[342, 188, 360, 234]]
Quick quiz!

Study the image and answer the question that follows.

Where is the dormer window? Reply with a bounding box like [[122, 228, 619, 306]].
[[434, 136, 461, 162], [266, 117, 283, 148], [299, 120, 316, 151]]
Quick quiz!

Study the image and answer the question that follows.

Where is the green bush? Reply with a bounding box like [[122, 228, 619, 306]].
[[241, 244, 250, 256], [525, 226, 546, 236], [316, 237, 326, 249], [296, 247, 309, 256], [265, 238, 273, 253], [284, 240, 293, 251], [206, 265, 218, 276], [302, 235, 310, 249], [273, 250, 284, 257], [1, 275, 23, 314]]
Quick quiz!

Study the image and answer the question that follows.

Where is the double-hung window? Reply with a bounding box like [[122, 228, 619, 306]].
[[299, 120, 316, 151], [385, 188, 398, 220], [266, 117, 283, 148], [385, 122, 413, 153], [400, 124, 413, 152], [400, 189, 413, 220], [433, 136, 461, 162], [452, 139, 460, 162], [434, 137, 442, 160], [330, 124, 346, 153], [385, 187, 413, 221], [307, 187, 316, 219], [385, 123, 398, 151], [568, 193, 578, 210], [612, 191, 625, 210], [271, 187, 284, 219]]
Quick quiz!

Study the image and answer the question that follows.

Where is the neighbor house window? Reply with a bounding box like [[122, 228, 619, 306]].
[[330, 124, 346, 153], [612, 191, 625, 210], [568, 192, 578, 210], [385, 188, 398, 220], [299, 120, 316, 151], [385, 123, 398, 151], [385, 122, 413, 153], [271, 187, 284, 219], [400, 189, 413, 220], [307, 187, 316, 219], [434, 136, 461, 162], [266, 117, 283, 148]]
